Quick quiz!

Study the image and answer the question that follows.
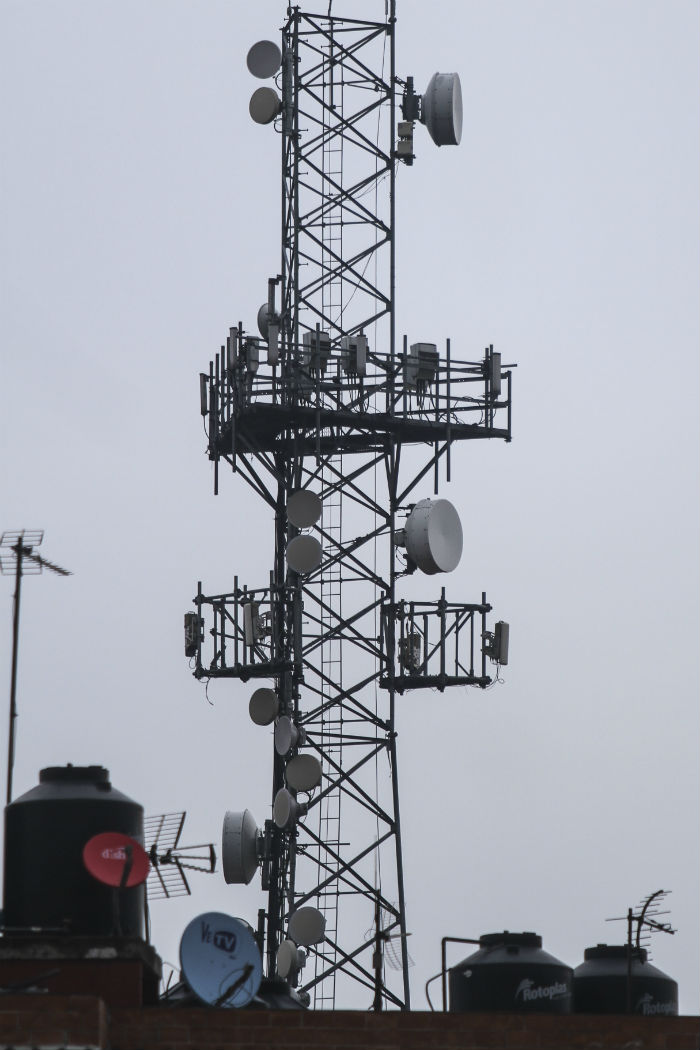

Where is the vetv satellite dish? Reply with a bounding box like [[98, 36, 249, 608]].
[[404, 498, 463, 574], [82, 832, 150, 888], [179, 911, 262, 1008]]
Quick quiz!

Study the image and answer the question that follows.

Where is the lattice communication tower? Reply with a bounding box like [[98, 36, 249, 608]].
[[186, 2, 513, 1010]]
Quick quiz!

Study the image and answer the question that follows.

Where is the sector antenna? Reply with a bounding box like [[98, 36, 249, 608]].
[[187, 4, 514, 1010]]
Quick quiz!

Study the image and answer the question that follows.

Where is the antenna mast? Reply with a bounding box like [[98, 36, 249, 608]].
[[189, 4, 514, 1009]]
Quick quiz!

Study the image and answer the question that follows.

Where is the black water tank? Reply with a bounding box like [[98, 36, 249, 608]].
[[449, 931, 573, 1013], [574, 944, 678, 1016], [3, 764, 144, 937]]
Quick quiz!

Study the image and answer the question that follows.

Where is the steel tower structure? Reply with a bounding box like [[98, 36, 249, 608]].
[[188, 3, 513, 1010]]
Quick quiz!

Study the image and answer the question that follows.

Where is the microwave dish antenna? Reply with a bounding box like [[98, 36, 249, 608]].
[[287, 490, 322, 529], [286, 535, 322, 574], [249, 87, 282, 125], [249, 687, 279, 726], [421, 72, 463, 146], [403, 498, 463, 574], [247, 40, 282, 79], [285, 753, 322, 792], [288, 906, 326, 947], [222, 809, 261, 885], [179, 911, 262, 1008]]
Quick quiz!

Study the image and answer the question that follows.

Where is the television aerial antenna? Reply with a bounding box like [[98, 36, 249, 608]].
[[144, 811, 217, 899], [606, 888, 675, 956], [0, 530, 71, 805]]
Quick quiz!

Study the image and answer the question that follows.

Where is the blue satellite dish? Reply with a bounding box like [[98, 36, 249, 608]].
[[179, 912, 262, 1008]]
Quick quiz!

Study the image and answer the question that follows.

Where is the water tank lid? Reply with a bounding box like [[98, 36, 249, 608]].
[[40, 765, 111, 787], [583, 944, 648, 963], [479, 931, 542, 949]]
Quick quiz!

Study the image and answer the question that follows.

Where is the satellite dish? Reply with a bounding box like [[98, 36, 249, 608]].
[[249, 687, 279, 726], [222, 810, 260, 885], [249, 87, 282, 126], [288, 906, 326, 946], [287, 489, 322, 528], [82, 832, 150, 888], [179, 911, 262, 1008], [285, 753, 322, 792], [404, 498, 463, 574], [277, 939, 305, 979], [274, 715, 305, 756], [246, 40, 282, 79], [421, 72, 462, 146], [273, 788, 306, 829], [286, 535, 322, 574], [257, 303, 273, 340]]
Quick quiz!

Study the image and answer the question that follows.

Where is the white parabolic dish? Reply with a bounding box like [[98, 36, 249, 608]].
[[404, 498, 463, 574], [179, 911, 262, 1008], [222, 809, 259, 885]]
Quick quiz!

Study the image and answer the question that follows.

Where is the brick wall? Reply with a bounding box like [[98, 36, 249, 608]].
[[0, 995, 698, 1050]]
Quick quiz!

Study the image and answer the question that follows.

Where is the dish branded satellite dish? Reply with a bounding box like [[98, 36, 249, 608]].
[[222, 810, 260, 885], [286, 535, 322, 574], [246, 40, 282, 80], [82, 832, 150, 888], [249, 687, 279, 726], [288, 906, 326, 947], [179, 911, 262, 1008], [421, 72, 462, 146], [403, 498, 463, 574], [285, 753, 322, 792], [287, 490, 322, 529]]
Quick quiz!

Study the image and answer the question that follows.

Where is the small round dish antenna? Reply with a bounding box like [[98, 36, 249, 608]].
[[82, 832, 150, 888], [277, 939, 305, 979], [179, 911, 262, 1008], [274, 715, 305, 756], [421, 72, 462, 146], [285, 753, 322, 792], [287, 490, 322, 528], [257, 303, 273, 340], [249, 87, 282, 126], [249, 687, 279, 726], [286, 535, 322, 574], [246, 40, 282, 79], [288, 906, 326, 946], [404, 498, 463, 574], [273, 788, 306, 830], [222, 810, 260, 885]]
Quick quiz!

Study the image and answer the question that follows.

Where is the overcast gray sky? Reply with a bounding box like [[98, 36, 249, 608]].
[[1, 0, 698, 1013]]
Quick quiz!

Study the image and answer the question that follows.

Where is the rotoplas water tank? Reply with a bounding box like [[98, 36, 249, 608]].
[[449, 931, 573, 1013], [3, 764, 144, 937], [573, 945, 678, 1015]]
